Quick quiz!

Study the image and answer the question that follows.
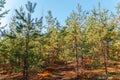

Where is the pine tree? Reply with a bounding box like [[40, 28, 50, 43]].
[[0, 0, 9, 72], [65, 4, 86, 79], [86, 2, 117, 79], [0, 0, 9, 38], [45, 11, 61, 64], [15, 1, 37, 80]]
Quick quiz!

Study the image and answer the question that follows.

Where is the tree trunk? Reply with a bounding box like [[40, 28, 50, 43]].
[[81, 53, 84, 76], [103, 40, 108, 80], [23, 30, 29, 80], [74, 36, 78, 79], [23, 56, 28, 80]]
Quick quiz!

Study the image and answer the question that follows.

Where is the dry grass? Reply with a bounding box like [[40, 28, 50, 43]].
[[0, 60, 120, 80]]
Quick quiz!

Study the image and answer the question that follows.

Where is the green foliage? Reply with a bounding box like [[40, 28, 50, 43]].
[[0, 0, 9, 39], [0, 2, 120, 79], [0, 0, 9, 18]]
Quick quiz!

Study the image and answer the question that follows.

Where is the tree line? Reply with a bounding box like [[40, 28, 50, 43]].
[[0, 0, 120, 80]]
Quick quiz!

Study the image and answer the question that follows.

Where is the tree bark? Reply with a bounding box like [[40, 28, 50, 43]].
[[74, 35, 78, 79], [103, 40, 108, 80], [23, 30, 29, 80]]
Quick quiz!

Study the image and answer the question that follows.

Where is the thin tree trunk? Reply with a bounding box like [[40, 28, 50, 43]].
[[81, 52, 84, 76], [23, 56, 28, 80], [23, 30, 29, 80], [99, 2, 108, 78], [74, 35, 78, 79], [103, 40, 108, 80], [104, 53, 108, 80]]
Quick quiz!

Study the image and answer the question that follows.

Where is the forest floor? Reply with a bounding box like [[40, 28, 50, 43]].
[[0, 60, 120, 80]]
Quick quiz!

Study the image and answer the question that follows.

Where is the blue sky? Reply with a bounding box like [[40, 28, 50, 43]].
[[1, 0, 120, 27]]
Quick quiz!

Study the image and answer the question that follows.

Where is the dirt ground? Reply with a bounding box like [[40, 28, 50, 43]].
[[0, 60, 120, 80]]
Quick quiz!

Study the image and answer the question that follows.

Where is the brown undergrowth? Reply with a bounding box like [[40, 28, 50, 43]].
[[0, 60, 120, 80]]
